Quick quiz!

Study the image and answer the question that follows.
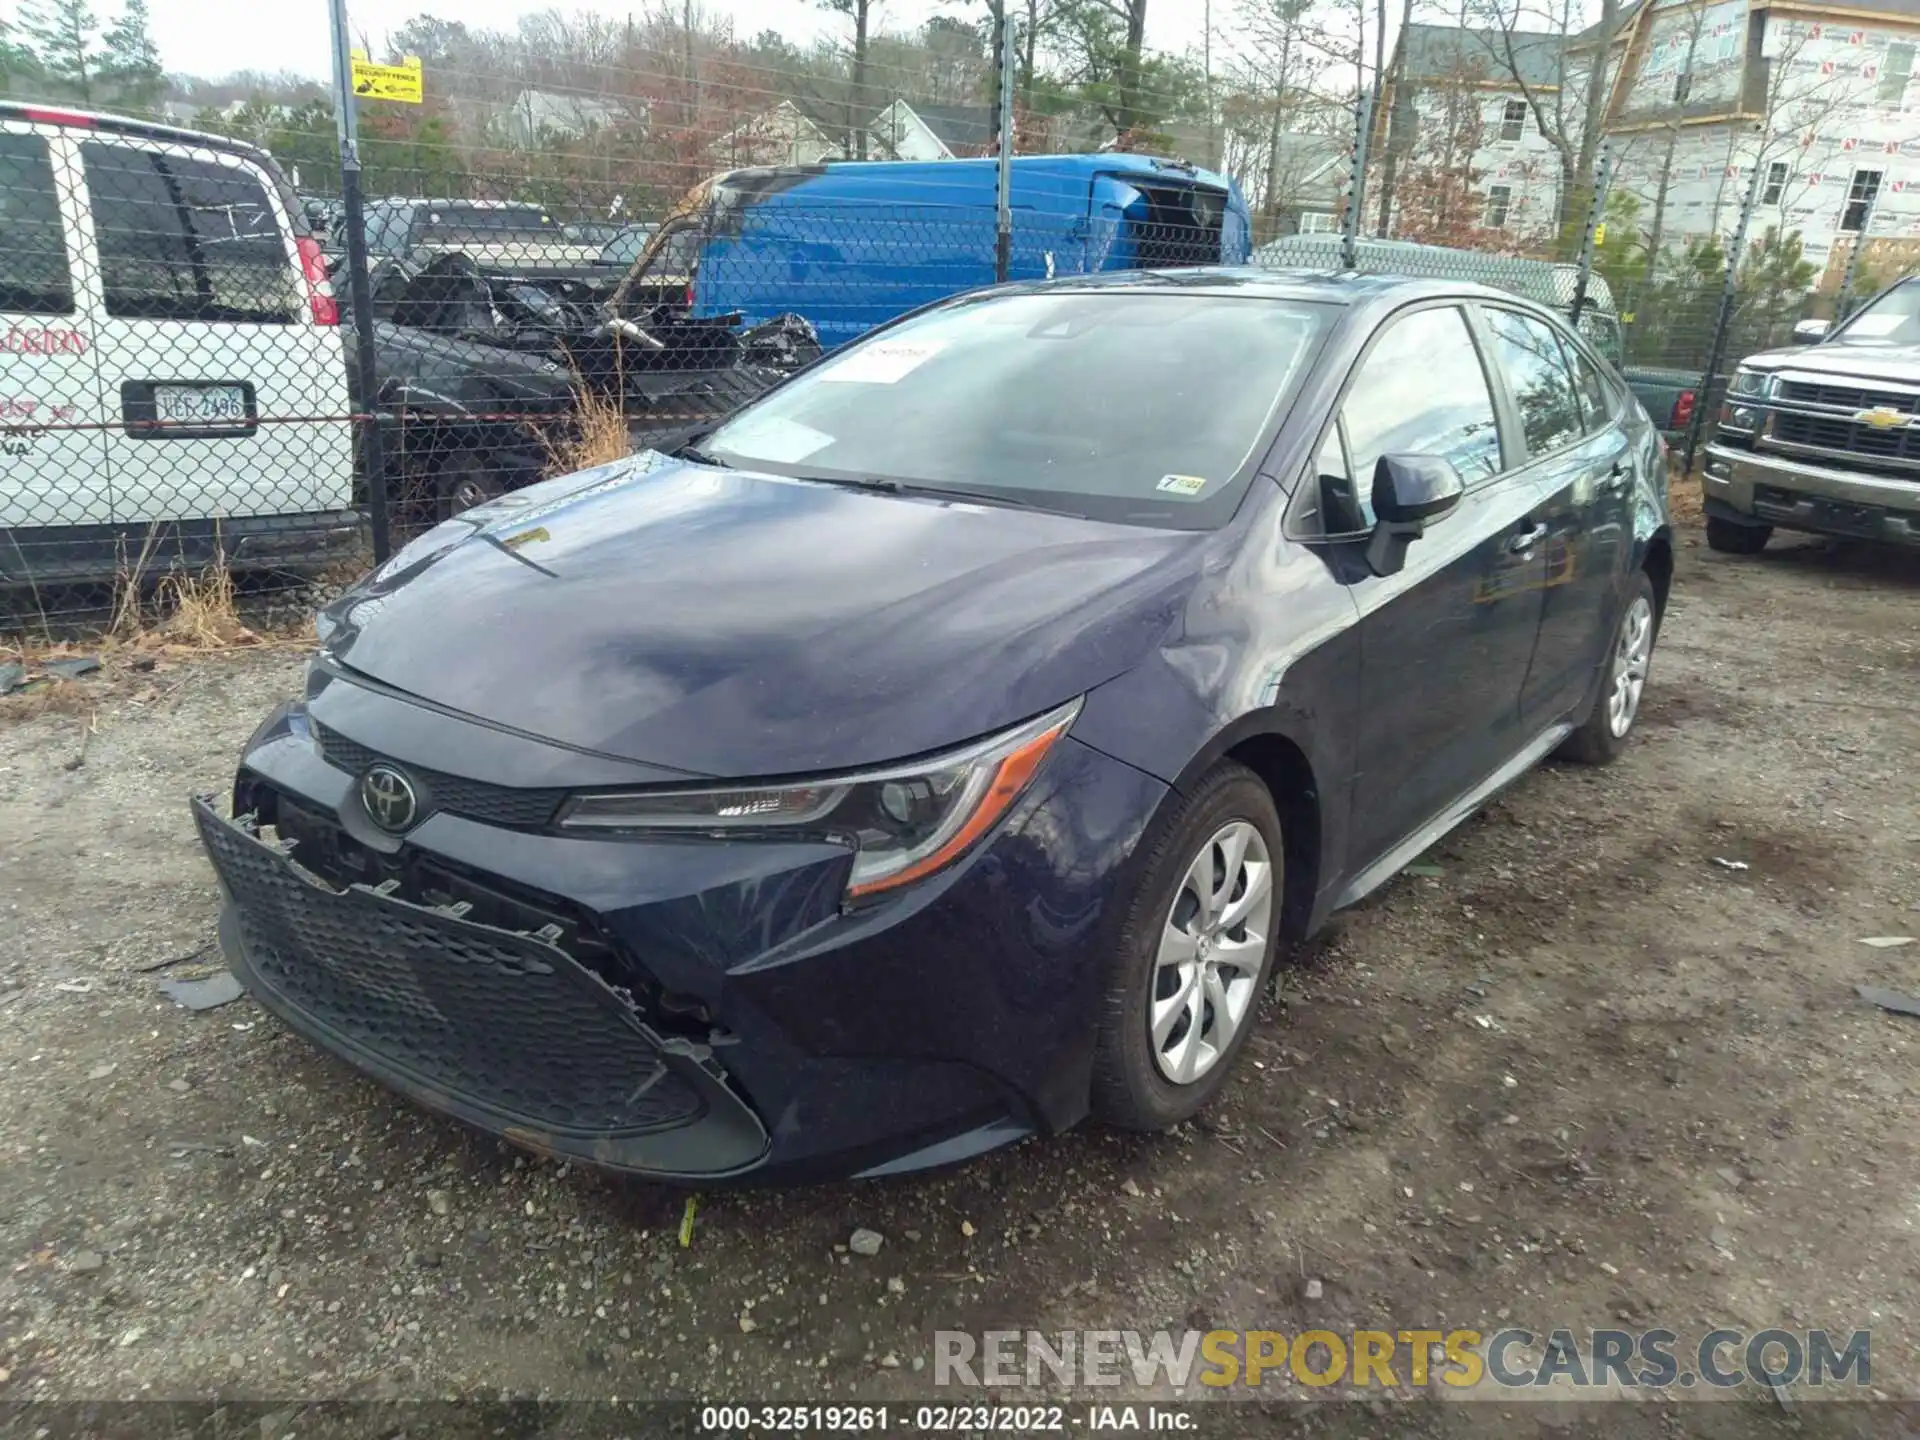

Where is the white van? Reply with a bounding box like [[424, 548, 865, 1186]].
[[0, 103, 358, 591]]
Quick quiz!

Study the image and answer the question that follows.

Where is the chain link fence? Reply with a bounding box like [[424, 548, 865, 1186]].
[[0, 43, 1858, 637]]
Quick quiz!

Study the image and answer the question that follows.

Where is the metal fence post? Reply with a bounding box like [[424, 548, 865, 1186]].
[[1567, 142, 1612, 328], [328, 0, 392, 565], [1339, 89, 1374, 272], [1682, 157, 1765, 474], [1833, 186, 1879, 325], [993, 12, 1016, 284]]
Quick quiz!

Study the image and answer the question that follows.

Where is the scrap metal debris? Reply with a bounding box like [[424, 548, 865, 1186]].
[[135, 941, 216, 974], [1856, 985, 1920, 1019], [2, 654, 101, 696], [679, 1196, 698, 1248], [157, 971, 244, 1012], [1859, 936, 1916, 949], [1711, 856, 1750, 872]]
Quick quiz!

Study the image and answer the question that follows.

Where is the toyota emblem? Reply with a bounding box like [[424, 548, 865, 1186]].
[[358, 764, 420, 833]]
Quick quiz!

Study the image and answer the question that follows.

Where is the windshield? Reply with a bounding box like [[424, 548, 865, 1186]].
[[1831, 279, 1920, 345], [703, 290, 1334, 526], [599, 224, 657, 266], [627, 225, 701, 277], [419, 206, 560, 244]]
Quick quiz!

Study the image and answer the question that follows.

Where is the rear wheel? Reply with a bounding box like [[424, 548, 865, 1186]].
[[1706, 515, 1771, 554], [1091, 763, 1283, 1130], [1559, 571, 1659, 765]]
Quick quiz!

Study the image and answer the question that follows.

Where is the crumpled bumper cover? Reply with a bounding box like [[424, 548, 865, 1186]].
[[193, 795, 769, 1178]]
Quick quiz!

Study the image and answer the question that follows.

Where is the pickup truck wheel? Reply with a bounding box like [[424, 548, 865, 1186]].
[[1706, 515, 1771, 554], [1558, 572, 1659, 766]]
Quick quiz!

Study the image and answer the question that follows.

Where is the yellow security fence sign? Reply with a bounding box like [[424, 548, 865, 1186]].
[[350, 50, 423, 104]]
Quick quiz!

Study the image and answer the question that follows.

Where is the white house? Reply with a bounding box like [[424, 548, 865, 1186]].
[[1383, 0, 1920, 267], [715, 99, 997, 169], [502, 88, 627, 147], [1604, 0, 1920, 272]]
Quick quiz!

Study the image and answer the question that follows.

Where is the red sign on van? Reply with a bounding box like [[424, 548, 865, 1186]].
[[1, 326, 88, 356]]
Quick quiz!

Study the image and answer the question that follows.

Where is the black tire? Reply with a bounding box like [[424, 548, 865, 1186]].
[[1706, 515, 1771, 554], [1091, 761, 1284, 1130], [1558, 570, 1660, 766], [437, 452, 506, 521]]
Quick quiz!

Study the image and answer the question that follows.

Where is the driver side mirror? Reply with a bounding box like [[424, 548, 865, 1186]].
[[1791, 317, 1831, 345], [1367, 453, 1464, 578]]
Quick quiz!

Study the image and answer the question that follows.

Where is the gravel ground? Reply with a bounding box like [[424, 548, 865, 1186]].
[[2, 526, 1918, 1437]]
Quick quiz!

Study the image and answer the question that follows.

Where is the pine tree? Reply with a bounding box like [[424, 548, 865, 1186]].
[[99, 0, 163, 111], [18, 0, 99, 103], [1, 17, 48, 96]]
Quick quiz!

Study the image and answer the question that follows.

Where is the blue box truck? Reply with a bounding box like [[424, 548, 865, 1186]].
[[618, 154, 1252, 350]]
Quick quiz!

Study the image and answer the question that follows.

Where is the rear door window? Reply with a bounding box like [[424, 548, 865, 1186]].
[[1481, 307, 1582, 458], [364, 204, 407, 255], [1559, 333, 1613, 432], [0, 134, 73, 315], [82, 142, 298, 323]]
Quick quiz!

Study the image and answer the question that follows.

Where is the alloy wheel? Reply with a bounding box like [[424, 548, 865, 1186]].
[[1607, 595, 1655, 738], [1149, 820, 1273, 1085]]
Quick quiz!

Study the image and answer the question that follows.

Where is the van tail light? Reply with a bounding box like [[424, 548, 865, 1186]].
[[684, 282, 695, 308], [1669, 389, 1696, 431], [23, 108, 94, 127], [296, 235, 339, 325]]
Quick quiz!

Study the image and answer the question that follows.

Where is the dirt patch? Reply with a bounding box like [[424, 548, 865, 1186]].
[[2, 525, 1918, 1432]]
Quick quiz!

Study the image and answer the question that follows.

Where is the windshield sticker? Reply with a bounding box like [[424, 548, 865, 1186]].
[[819, 340, 947, 385], [715, 415, 832, 464], [1842, 312, 1905, 337], [1156, 473, 1209, 497]]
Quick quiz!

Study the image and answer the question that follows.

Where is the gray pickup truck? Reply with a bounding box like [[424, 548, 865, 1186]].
[[1702, 278, 1920, 552]]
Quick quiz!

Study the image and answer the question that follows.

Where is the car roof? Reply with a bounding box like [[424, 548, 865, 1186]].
[[1005, 265, 1532, 308], [0, 100, 276, 163]]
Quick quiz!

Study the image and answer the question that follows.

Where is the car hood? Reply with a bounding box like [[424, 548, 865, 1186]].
[[320, 455, 1206, 778], [1745, 341, 1920, 382]]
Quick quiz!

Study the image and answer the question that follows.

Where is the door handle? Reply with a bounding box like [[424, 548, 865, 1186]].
[[1507, 522, 1549, 554]]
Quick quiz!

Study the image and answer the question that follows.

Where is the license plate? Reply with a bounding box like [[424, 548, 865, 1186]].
[[154, 384, 248, 427]]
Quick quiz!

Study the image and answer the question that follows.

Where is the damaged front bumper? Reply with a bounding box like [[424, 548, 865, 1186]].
[[191, 690, 1169, 1184], [195, 796, 770, 1177]]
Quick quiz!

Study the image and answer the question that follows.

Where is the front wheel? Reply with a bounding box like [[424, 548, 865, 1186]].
[[1091, 762, 1283, 1130], [437, 453, 506, 520], [1558, 571, 1659, 765]]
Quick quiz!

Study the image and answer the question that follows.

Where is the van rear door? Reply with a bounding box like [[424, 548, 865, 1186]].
[[1088, 170, 1239, 271], [75, 134, 353, 533], [0, 121, 113, 574]]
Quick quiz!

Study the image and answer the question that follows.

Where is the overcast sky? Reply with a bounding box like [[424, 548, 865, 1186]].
[[142, 0, 1250, 86]]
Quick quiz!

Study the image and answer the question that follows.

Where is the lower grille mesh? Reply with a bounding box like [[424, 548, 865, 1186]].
[[195, 796, 705, 1137]]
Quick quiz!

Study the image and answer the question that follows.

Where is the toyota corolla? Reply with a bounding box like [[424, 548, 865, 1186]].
[[195, 269, 1672, 1184]]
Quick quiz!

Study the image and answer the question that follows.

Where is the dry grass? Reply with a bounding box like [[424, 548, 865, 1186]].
[[1667, 458, 1705, 525], [541, 386, 633, 478], [3, 545, 304, 722]]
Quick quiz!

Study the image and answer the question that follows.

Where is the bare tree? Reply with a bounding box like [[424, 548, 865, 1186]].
[[1463, 0, 1622, 231], [815, 0, 880, 156]]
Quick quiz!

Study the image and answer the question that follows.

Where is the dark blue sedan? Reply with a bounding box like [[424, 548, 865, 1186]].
[[196, 269, 1672, 1183]]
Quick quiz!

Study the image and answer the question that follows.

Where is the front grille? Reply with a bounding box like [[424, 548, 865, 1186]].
[[1775, 379, 1920, 414], [195, 796, 706, 1137], [1771, 411, 1920, 464], [312, 721, 567, 829]]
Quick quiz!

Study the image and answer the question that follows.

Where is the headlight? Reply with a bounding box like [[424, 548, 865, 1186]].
[[1728, 369, 1770, 398], [559, 699, 1082, 899]]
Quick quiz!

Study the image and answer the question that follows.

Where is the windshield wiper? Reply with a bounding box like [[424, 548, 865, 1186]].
[[792, 474, 1044, 510]]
